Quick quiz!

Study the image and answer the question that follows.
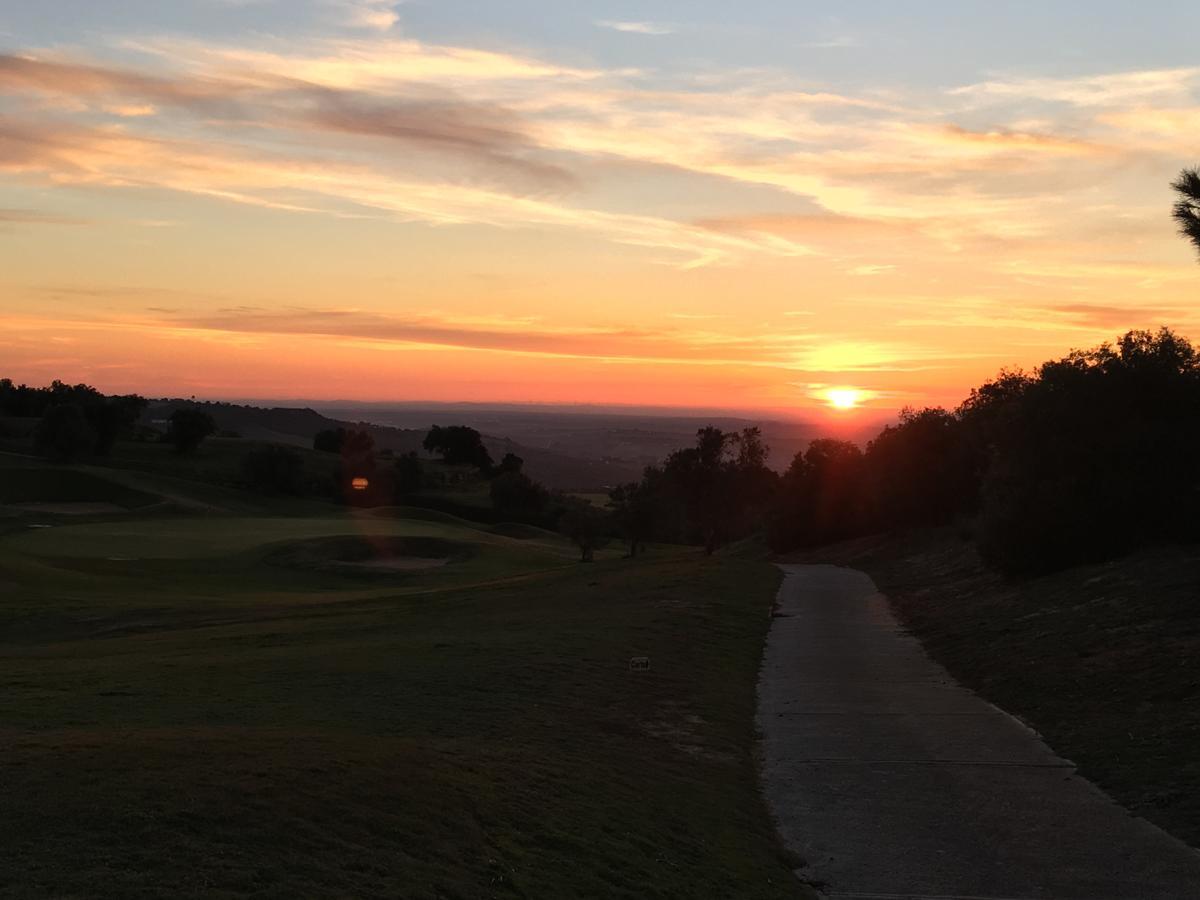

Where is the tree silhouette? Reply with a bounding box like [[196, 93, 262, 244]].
[[488, 470, 549, 518], [242, 444, 304, 495], [34, 404, 96, 462], [559, 498, 609, 562], [609, 476, 658, 557], [393, 451, 424, 498], [497, 452, 524, 475], [977, 327, 1200, 573], [423, 425, 494, 471], [165, 408, 216, 454], [865, 407, 974, 528], [1172, 168, 1200, 256], [767, 438, 863, 550], [314, 427, 374, 455]]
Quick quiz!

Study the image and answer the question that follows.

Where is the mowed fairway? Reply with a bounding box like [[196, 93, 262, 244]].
[[0, 478, 805, 897]]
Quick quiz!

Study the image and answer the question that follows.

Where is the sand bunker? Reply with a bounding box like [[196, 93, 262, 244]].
[[342, 556, 450, 571], [10, 502, 128, 515]]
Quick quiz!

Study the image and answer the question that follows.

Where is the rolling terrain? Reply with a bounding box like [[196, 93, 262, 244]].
[[0, 452, 808, 898]]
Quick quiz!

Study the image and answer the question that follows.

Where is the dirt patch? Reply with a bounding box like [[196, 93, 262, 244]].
[[265, 534, 471, 577], [641, 704, 733, 764]]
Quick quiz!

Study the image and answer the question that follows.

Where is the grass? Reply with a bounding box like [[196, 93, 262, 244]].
[[88, 437, 342, 490], [796, 529, 1200, 848], [0, 466, 160, 509], [0, 460, 807, 898]]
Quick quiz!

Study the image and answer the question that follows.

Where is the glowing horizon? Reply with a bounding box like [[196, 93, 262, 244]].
[[3, 2, 1200, 418]]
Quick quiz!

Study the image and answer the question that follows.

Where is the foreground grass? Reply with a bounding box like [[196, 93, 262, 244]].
[[1, 516, 804, 897], [800, 531, 1200, 848]]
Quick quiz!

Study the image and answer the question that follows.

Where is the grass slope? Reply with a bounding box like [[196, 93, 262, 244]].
[[1, 474, 805, 897], [799, 531, 1200, 848]]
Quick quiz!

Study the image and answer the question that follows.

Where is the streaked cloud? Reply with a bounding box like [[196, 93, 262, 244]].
[[162, 305, 831, 367], [5, 302, 979, 381], [3, 14, 1199, 409]]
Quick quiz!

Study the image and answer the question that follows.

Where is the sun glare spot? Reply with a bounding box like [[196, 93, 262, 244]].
[[827, 389, 862, 410]]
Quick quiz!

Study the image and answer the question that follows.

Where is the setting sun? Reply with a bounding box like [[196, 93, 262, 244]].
[[827, 389, 863, 410]]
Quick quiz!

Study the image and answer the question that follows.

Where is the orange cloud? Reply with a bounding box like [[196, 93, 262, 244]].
[[3, 35, 1200, 411]]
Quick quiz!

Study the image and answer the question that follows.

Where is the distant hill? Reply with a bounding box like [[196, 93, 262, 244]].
[[143, 399, 645, 490], [304, 402, 885, 473]]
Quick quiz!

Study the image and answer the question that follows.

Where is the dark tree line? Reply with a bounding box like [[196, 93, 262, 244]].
[[1, 380, 231, 459], [2, 379, 147, 461], [763, 328, 1200, 575], [604, 426, 776, 557], [591, 324, 1200, 576]]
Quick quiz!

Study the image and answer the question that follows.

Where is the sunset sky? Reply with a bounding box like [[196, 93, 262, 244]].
[[3, 1, 1200, 416]]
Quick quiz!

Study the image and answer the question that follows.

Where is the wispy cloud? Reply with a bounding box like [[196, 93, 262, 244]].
[[951, 67, 1200, 107], [0, 52, 575, 193], [2, 37, 1198, 281], [801, 36, 859, 49], [0, 207, 89, 225], [595, 20, 675, 36], [324, 0, 399, 31]]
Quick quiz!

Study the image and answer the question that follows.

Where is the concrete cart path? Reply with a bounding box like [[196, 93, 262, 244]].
[[758, 564, 1200, 900]]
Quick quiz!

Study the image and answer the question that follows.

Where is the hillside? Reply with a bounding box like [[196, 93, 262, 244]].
[[795, 531, 1200, 848]]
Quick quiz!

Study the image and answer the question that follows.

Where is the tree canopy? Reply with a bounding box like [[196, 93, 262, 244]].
[[7, 380, 146, 459], [1171, 167, 1200, 257], [423, 425, 494, 471], [767, 327, 1200, 575], [165, 408, 216, 454]]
